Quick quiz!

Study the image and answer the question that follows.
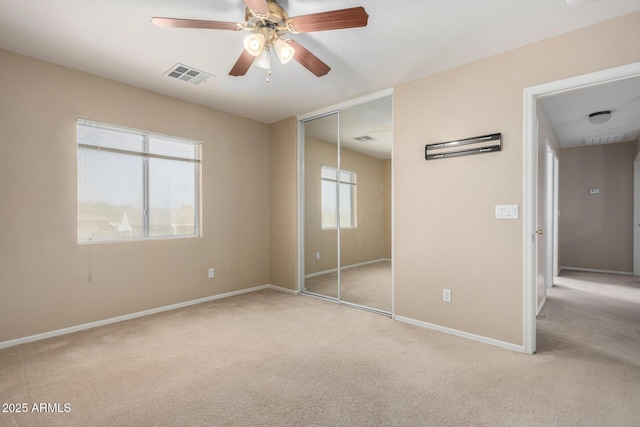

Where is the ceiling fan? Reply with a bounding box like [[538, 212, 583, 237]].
[[152, 0, 369, 78]]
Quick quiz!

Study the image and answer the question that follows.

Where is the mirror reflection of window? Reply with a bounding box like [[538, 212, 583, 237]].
[[321, 165, 356, 229]]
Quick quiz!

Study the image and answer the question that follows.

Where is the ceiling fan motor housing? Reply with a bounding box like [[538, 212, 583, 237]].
[[246, 0, 289, 35]]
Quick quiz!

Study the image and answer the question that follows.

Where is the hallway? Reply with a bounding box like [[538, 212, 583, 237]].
[[537, 270, 640, 366]]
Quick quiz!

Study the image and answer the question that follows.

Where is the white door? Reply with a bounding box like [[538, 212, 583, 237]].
[[535, 135, 546, 315]]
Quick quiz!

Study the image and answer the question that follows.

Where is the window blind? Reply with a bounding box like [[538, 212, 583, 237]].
[[77, 119, 201, 162]]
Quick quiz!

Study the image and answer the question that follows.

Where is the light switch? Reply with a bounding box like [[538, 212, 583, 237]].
[[589, 188, 600, 195], [496, 205, 518, 219]]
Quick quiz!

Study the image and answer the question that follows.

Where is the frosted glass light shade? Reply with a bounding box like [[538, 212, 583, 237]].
[[244, 34, 265, 57], [254, 49, 271, 69], [274, 38, 295, 64]]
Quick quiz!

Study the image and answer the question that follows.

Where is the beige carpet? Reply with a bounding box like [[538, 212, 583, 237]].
[[304, 260, 392, 312], [1, 270, 639, 426]]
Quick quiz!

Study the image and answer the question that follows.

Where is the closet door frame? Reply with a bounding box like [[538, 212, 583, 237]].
[[297, 88, 393, 314]]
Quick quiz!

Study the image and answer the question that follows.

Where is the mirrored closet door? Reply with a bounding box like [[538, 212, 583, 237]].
[[303, 112, 339, 300], [302, 96, 392, 314]]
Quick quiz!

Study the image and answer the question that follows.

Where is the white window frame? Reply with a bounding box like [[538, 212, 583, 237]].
[[77, 119, 201, 244], [321, 165, 356, 230]]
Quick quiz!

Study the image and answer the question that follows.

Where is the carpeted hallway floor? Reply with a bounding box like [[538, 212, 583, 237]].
[[1, 270, 639, 426]]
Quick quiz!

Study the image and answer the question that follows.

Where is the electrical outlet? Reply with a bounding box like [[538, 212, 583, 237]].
[[443, 289, 452, 303], [208, 268, 215, 279]]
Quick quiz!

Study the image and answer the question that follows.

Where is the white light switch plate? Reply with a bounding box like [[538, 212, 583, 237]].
[[496, 205, 518, 219]]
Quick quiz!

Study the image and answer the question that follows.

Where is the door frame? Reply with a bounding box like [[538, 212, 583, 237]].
[[523, 61, 640, 355], [553, 153, 560, 279], [545, 142, 559, 289], [635, 153, 640, 276], [296, 88, 394, 312]]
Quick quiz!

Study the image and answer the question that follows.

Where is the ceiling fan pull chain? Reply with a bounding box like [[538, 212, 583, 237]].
[[266, 69, 272, 83]]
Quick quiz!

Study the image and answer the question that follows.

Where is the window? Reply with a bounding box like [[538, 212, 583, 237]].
[[321, 165, 356, 229], [77, 119, 200, 243]]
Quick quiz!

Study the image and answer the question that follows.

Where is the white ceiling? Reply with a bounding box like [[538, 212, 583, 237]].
[[304, 96, 392, 160], [2, 0, 640, 125], [541, 76, 640, 149]]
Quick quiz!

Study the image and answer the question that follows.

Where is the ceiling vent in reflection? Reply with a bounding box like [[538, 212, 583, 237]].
[[353, 135, 376, 142], [584, 134, 626, 145], [165, 64, 213, 85]]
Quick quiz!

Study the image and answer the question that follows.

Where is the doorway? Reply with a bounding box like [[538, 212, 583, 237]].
[[298, 93, 393, 314], [523, 61, 640, 354]]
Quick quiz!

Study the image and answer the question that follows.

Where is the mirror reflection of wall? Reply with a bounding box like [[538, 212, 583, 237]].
[[303, 96, 392, 313]]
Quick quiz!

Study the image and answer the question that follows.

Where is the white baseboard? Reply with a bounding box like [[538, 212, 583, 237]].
[[0, 284, 296, 350], [265, 284, 300, 295], [305, 258, 390, 279], [394, 315, 524, 353], [560, 266, 634, 276]]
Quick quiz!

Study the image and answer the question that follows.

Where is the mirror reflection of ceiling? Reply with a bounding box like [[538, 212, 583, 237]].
[[304, 96, 392, 160], [541, 75, 640, 149]]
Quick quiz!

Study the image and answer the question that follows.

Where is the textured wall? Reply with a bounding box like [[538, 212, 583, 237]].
[[269, 117, 299, 291], [0, 49, 270, 343], [559, 142, 636, 273], [394, 12, 640, 346]]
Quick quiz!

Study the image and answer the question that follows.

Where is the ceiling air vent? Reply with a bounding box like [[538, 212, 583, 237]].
[[165, 64, 213, 85], [354, 135, 376, 142], [584, 134, 625, 145]]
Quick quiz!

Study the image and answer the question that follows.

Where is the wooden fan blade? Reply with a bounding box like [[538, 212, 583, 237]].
[[287, 40, 330, 77], [229, 50, 255, 77], [288, 7, 369, 33], [244, 0, 270, 15], [152, 17, 240, 31]]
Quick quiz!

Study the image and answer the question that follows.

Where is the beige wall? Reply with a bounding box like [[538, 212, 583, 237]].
[[559, 142, 636, 273], [269, 117, 298, 291], [304, 137, 386, 275], [304, 136, 338, 274], [394, 12, 640, 346], [0, 49, 270, 342], [341, 144, 386, 267]]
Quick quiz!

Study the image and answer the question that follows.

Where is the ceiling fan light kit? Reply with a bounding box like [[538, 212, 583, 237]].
[[152, 0, 368, 78]]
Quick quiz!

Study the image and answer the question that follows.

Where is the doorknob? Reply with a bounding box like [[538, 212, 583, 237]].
[[536, 229, 544, 235]]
